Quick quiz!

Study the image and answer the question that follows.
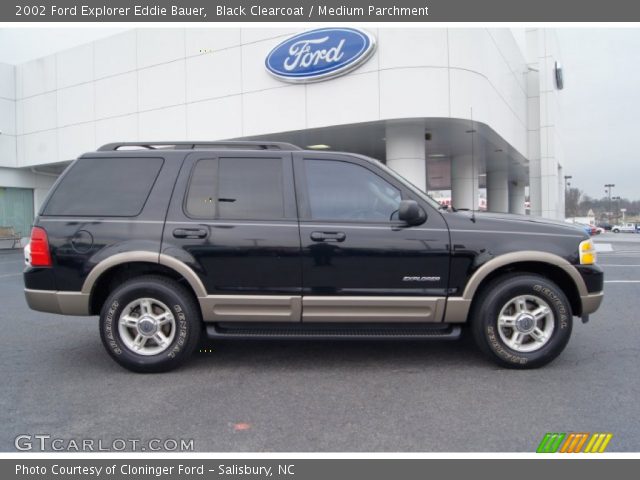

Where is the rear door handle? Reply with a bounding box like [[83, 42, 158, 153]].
[[173, 228, 208, 239], [310, 231, 346, 242]]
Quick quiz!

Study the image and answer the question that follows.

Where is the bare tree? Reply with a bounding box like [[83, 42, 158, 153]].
[[565, 187, 582, 218]]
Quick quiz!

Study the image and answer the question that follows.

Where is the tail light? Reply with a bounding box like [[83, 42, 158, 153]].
[[29, 227, 52, 267]]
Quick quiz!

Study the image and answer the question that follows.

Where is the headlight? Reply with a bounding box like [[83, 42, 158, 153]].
[[579, 238, 596, 265]]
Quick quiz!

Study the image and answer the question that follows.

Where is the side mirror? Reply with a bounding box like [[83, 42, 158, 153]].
[[398, 200, 426, 226]]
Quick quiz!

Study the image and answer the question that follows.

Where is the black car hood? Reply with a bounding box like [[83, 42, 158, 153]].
[[443, 210, 587, 237]]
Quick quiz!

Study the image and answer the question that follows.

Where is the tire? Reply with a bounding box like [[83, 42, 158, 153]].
[[99, 275, 202, 373], [613, 229, 619, 233], [470, 273, 573, 369]]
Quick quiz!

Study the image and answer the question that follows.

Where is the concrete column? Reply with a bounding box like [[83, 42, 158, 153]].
[[528, 158, 542, 216], [509, 181, 526, 215], [451, 154, 479, 210], [385, 121, 426, 191], [486, 166, 509, 213]]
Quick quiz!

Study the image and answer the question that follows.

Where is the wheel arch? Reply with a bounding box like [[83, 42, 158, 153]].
[[84, 252, 206, 315], [468, 261, 583, 318], [445, 251, 587, 323]]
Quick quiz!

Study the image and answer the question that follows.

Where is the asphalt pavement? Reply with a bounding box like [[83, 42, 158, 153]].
[[1, 232, 639, 452]]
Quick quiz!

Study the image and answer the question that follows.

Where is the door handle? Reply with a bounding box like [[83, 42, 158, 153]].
[[173, 228, 208, 239], [310, 231, 346, 242]]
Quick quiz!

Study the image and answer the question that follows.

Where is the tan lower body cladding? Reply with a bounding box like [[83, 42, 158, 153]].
[[198, 295, 447, 323]]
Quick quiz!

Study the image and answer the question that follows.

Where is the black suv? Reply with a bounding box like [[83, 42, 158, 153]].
[[23, 141, 603, 372]]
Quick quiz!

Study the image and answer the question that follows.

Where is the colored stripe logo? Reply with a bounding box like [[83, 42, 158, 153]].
[[537, 432, 613, 453]]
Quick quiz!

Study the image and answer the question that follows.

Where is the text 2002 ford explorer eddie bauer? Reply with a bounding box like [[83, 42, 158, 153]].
[[23, 142, 603, 373]]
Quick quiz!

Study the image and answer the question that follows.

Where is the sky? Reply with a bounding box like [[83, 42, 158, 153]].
[[557, 28, 640, 199], [0, 27, 638, 199]]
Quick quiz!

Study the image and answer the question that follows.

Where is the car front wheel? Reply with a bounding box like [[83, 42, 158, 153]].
[[471, 274, 573, 369]]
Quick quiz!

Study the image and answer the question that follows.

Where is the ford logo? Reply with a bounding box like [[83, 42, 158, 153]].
[[265, 28, 376, 83]]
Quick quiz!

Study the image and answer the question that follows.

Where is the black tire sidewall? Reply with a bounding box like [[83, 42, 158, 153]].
[[99, 277, 200, 373], [473, 275, 573, 368]]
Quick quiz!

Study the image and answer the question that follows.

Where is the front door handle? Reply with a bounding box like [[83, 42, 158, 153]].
[[173, 228, 208, 239], [310, 231, 346, 242]]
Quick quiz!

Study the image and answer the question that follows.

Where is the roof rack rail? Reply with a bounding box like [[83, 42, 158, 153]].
[[97, 141, 302, 152]]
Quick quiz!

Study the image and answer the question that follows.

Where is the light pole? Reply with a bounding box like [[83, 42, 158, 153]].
[[605, 184, 615, 224], [612, 196, 621, 223], [563, 175, 573, 218]]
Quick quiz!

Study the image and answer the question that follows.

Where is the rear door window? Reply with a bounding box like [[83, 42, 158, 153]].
[[185, 157, 285, 220], [43, 157, 163, 217]]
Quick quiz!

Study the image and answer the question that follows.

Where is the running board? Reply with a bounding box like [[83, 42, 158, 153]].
[[206, 323, 462, 341]]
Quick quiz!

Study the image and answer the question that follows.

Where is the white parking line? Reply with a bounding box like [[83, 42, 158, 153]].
[[604, 280, 640, 283], [594, 243, 613, 252], [599, 250, 640, 253], [0, 273, 21, 278], [599, 265, 640, 267]]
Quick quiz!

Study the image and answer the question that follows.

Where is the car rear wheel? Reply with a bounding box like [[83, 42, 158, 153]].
[[612, 228, 620, 233], [470, 273, 573, 369], [99, 275, 201, 373]]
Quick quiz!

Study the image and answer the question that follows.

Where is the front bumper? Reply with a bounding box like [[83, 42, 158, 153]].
[[575, 264, 604, 293], [580, 291, 604, 315], [574, 264, 604, 315], [24, 289, 90, 316]]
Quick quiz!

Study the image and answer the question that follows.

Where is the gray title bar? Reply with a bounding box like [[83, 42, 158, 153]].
[[3, 0, 640, 22], [4, 459, 640, 480]]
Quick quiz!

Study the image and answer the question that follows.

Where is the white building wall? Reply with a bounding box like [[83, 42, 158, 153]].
[[526, 28, 565, 219], [448, 29, 527, 155], [0, 61, 57, 216], [0, 62, 16, 169], [10, 28, 529, 169], [2, 27, 574, 219], [510, 28, 528, 60], [0, 167, 56, 211]]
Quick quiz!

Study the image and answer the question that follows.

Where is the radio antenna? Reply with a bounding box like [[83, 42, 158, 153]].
[[469, 108, 477, 223]]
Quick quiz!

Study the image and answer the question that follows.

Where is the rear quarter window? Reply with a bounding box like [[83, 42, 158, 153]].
[[43, 157, 164, 217]]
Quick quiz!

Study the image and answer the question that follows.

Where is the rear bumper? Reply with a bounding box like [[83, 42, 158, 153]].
[[24, 289, 90, 316]]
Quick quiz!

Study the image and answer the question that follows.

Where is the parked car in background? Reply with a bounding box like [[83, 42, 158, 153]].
[[579, 224, 594, 236], [569, 222, 597, 236], [597, 222, 613, 231], [611, 223, 639, 233], [565, 219, 599, 236]]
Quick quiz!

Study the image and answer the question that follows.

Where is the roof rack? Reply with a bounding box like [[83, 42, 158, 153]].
[[97, 141, 302, 152]]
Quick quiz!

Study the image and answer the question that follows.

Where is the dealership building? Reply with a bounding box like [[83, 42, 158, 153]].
[[0, 27, 565, 243]]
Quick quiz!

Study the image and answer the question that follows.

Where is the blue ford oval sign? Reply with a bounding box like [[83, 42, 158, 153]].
[[265, 28, 376, 83]]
